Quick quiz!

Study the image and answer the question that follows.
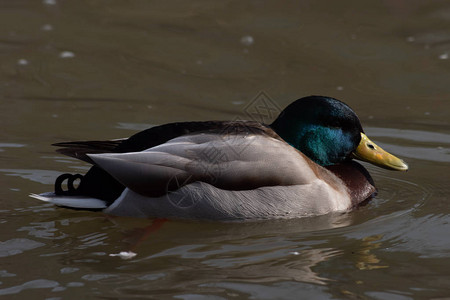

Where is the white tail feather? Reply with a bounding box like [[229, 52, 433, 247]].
[[29, 193, 107, 209]]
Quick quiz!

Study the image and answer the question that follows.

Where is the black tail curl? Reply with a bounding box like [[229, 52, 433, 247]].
[[53, 166, 125, 206], [55, 173, 83, 195]]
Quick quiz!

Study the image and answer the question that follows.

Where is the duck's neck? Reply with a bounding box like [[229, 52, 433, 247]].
[[325, 161, 377, 207]]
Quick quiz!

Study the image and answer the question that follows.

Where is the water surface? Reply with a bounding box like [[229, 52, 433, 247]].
[[1, 0, 449, 299]]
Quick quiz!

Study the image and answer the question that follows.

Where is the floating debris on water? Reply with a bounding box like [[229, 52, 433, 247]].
[[109, 251, 137, 260], [17, 59, 29, 65], [59, 51, 75, 58], [438, 53, 448, 60], [41, 24, 53, 31], [43, 0, 57, 5], [240, 35, 254, 46]]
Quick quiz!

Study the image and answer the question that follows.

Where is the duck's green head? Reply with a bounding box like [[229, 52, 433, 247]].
[[271, 96, 408, 171]]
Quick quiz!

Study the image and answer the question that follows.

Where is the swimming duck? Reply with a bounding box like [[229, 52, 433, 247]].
[[31, 96, 408, 220]]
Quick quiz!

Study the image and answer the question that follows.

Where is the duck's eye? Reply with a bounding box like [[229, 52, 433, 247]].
[[367, 143, 375, 150]]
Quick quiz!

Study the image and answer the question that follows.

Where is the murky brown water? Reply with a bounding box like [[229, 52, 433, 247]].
[[1, 0, 450, 298]]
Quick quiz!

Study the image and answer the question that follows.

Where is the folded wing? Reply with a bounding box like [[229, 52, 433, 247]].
[[88, 133, 319, 197]]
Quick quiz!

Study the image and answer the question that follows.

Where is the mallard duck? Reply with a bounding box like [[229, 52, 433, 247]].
[[31, 96, 408, 220]]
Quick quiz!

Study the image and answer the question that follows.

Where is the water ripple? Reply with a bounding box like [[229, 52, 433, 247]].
[[0, 169, 61, 185], [0, 143, 25, 152], [18, 222, 67, 240], [0, 279, 60, 296], [365, 127, 450, 162], [366, 127, 450, 144], [0, 238, 45, 258]]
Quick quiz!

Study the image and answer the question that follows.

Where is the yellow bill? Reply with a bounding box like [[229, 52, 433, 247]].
[[352, 133, 408, 171]]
